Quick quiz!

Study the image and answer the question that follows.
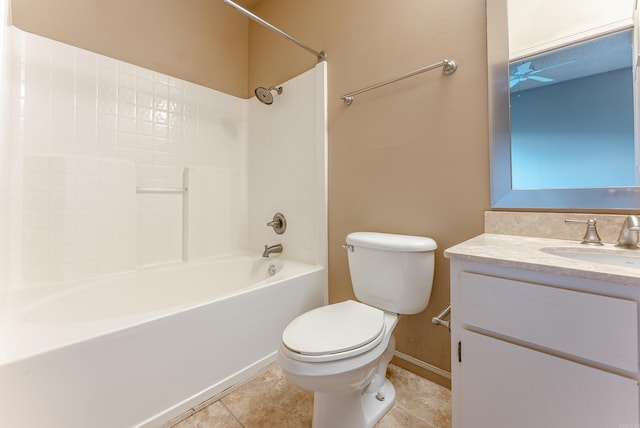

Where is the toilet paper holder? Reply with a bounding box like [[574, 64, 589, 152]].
[[432, 304, 451, 331]]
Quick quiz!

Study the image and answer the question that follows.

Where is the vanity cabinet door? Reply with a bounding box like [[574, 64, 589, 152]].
[[460, 331, 640, 428]]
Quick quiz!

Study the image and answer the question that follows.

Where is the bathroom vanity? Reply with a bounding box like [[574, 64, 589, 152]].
[[445, 234, 640, 428]]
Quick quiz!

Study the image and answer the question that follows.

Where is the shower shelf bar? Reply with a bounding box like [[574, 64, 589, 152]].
[[136, 168, 190, 262], [136, 186, 187, 194], [220, 0, 326, 61], [340, 59, 458, 105]]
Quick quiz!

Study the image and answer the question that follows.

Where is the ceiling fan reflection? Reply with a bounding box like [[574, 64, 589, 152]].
[[509, 60, 575, 88]]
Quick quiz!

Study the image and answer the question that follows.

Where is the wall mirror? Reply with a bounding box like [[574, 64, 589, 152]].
[[488, 0, 640, 209]]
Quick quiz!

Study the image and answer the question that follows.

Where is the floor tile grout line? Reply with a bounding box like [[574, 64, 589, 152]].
[[390, 404, 440, 428], [220, 400, 246, 428], [406, 408, 447, 428]]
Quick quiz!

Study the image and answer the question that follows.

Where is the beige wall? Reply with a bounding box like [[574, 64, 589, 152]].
[[250, 0, 490, 386], [10, 0, 249, 97], [9, 0, 491, 387]]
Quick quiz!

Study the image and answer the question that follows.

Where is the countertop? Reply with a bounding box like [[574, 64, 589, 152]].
[[444, 233, 640, 287]]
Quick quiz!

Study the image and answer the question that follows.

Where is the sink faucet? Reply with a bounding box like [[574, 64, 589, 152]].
[[262, 244, 283, 258], [616, 215, 640, 249]]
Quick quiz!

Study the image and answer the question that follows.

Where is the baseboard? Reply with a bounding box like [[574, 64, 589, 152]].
[[392, 351, 451, 389]]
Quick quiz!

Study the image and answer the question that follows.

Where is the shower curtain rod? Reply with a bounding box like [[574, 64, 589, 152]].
[[220, 0, 326, 62], [340, 59, 457, 105]]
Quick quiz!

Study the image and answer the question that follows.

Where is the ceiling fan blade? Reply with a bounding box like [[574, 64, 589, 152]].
[[528, 76, 554, 82], [515, 61, 533, 74], [529, 60, 575, 74]]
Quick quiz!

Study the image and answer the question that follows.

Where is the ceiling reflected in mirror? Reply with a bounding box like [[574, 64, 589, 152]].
[[509, 31, 632, 93]]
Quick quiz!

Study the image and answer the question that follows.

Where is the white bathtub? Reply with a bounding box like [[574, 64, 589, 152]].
[[0, 254, 326, 428]]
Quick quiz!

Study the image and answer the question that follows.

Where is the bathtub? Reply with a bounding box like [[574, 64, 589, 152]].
[[0, 254, 326, 428]]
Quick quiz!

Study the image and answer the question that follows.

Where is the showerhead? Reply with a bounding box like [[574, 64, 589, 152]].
[[254, 86, 283, 105]]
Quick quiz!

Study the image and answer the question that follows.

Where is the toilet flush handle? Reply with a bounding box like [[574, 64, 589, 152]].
[[342, 243, 354, 252]]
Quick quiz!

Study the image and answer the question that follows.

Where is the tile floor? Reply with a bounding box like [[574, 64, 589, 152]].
[[173, 363, 451, 428]]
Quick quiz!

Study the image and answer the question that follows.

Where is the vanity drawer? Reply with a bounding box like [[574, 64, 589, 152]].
[[460, 271, 639, 373]]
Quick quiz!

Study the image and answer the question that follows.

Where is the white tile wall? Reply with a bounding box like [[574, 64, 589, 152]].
[[187, 167, 248, 261], [2, 26, 326, 289], [6, 27, 250, 286], [0, 0, 11, 311], [248, 63, 327, 266], [20, 156, 136, 284]]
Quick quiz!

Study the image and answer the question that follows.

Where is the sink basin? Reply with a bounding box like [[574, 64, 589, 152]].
[[541, 247, 640, 269]]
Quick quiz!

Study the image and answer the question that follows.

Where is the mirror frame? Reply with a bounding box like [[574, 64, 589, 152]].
[[487, 0, 640, 209]]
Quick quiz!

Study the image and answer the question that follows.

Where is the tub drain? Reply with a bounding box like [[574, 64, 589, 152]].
[[268, 264, 277, 276]]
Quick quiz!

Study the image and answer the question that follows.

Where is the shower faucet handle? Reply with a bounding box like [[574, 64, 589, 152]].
[[266, 212, 287, 234]]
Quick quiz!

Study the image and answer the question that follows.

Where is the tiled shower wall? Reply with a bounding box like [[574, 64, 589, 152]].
[[6, 27, 249, 287], [10, 28, 247, 285], [0, 0, 10, 310], [248, 64, 327, 266], [2, 26, 326, 291]]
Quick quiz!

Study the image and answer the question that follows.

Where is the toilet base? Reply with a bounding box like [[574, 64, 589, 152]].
[[312, 379, 396, 428]]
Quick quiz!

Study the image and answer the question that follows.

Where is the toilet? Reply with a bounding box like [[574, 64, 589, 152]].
[[277, 232, 437, 428]]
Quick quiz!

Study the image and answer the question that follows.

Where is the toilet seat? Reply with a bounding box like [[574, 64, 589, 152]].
[[282, 300, 386, 363]]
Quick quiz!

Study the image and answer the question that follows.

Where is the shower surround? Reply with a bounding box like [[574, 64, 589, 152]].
[[2, 26, 326, 287], [0, 24, 327, 427]]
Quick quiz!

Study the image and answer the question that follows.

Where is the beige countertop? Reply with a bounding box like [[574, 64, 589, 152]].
[[444, 233, 640, 287]]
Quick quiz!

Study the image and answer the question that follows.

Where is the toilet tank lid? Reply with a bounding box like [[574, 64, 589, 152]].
[[346, 232, 437, 252]]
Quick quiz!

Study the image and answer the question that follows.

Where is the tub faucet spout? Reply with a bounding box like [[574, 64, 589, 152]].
[[263, 244, 283, 258]]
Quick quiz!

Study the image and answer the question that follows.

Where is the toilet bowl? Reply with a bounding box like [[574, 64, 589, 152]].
[[277, 232, 437, 428], [278, 301, 399, 428]]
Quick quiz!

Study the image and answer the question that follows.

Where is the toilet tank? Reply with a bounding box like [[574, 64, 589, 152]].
[[346, 232, 437, 315]]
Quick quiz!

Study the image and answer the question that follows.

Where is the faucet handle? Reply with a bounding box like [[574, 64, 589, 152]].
[[565, 218, 604, 246], [565, 218, 594, 225], [266, 212, 287, 234]]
